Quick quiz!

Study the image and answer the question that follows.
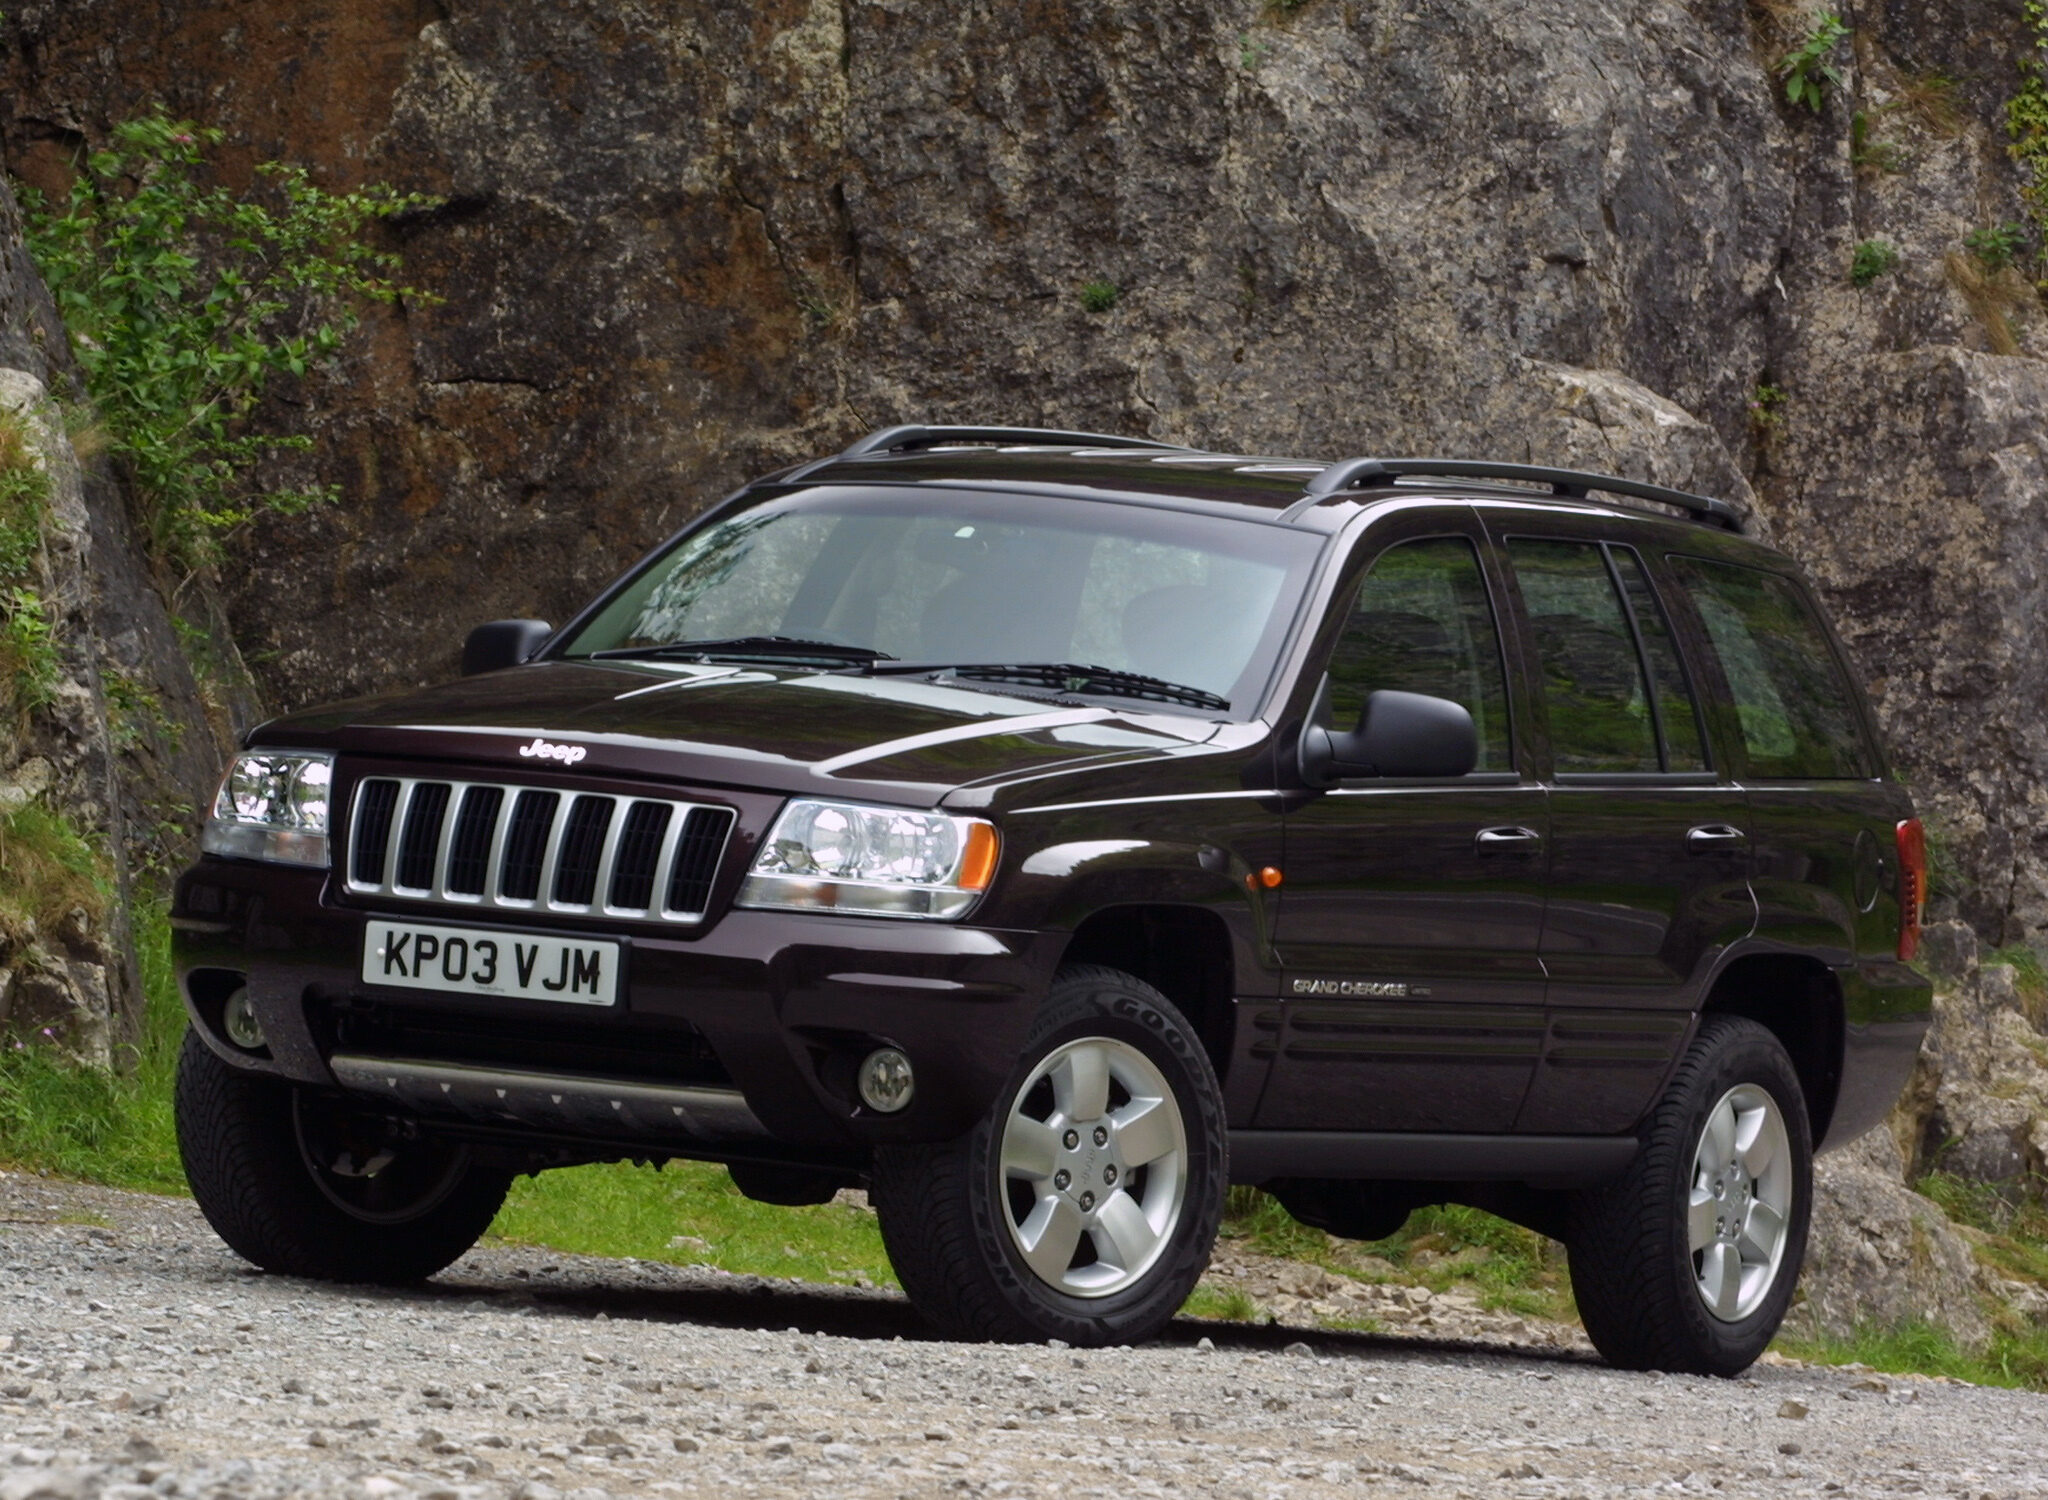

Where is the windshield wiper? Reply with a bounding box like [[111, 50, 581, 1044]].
[[584, 636, 897, 664], [869, 661, 1230, 712]]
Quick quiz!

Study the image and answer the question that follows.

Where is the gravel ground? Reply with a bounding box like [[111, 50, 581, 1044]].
[[2, 1171, 2044, 1500]]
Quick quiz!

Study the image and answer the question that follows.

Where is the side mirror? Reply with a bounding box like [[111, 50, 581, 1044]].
[[1300, 688, 1478, 786], [461, 619, 553, 676]]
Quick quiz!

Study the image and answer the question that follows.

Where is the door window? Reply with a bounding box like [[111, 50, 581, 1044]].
[[1327, 537, 1512, 772], [1671, 558, 1871, 778], [1509, 539, 1709, 774]]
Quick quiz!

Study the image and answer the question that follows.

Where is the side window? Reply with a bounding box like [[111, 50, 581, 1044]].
[[1509, 540, 1660, 773], [1327, 536, 1512, 772], [1613, 550, 1710, 772], [1508, 540, 1711, 774], [1671, 557, 1871, 779]]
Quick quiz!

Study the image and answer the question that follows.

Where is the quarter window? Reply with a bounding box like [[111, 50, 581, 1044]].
[[1327, 537, 1512, 772], [1671, 558, 1870, 779], [1509, 540, 1709, 774]]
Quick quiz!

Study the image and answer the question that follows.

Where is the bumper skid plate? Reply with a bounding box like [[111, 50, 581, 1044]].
[[328, 1054, 768, 1142]]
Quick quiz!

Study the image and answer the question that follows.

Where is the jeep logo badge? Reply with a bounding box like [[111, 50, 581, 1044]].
[[517, 737, 587, 765]]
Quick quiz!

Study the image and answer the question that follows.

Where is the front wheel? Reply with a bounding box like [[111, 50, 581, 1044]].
[[175, 1030, 511, 1283], [1566, 1014, 1813, 1376], [871, 965, 1227, 1345]]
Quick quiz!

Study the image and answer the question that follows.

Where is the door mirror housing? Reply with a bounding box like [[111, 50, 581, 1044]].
[[462, 619, 553, 676], [1300, 687, 1479, 786]]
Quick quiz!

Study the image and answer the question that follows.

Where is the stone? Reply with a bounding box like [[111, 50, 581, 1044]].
[[1799, 1129, 1991, 1350], [1778, 1401, 1809, 1420]]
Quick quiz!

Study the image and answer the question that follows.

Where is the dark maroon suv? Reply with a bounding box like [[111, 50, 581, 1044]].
[[171, 426, 1931, 1373]]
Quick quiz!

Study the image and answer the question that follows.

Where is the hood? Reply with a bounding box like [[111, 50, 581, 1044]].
[[250, 659, 1232, 806]]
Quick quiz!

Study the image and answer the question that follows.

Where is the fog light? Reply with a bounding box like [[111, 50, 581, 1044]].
[[857, 1048, 914, 1113], [221, 986, 265, 1051]]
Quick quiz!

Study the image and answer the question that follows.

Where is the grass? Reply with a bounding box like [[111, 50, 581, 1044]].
[[0, 895, 185, 1192], [1981, 943, 2048, 1029], [488, 1160, 897, 1288], [1777, 1319, 2048, 1391], [1215, 1187, 1575, 1322], [1916, 1169, 2048, 1286], [1078, 279, 1120, 314], [1851, 238, 1902, 287]]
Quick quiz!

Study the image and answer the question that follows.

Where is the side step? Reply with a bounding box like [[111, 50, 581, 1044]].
[[329, 1055, 768, 1143]]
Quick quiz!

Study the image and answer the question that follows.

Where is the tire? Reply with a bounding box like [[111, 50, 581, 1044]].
[[174, 1030, 511, 1283], [1566, 1014, 1813, 1376], [870, 965, 1227, 1345]]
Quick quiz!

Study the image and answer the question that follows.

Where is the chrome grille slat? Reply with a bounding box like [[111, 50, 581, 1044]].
[[345, 776, 735, 927]]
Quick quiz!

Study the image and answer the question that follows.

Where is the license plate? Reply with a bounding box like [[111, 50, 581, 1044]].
[[362, 920, 620, 1007]]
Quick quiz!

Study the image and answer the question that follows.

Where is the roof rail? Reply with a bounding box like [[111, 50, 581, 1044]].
[[1296, 458, 1744, 532], [839, 424, 1186, 458]]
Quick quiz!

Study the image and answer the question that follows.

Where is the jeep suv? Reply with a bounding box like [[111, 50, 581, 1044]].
[[171, 426, 1931, 1374]]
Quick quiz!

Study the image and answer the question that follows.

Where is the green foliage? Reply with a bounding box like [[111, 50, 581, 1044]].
[[1778, 14, 1849, 113], [1079, 279, 1121, 314], [1966, 222, 2030, 272], [20, 111, 435, 573], [1217, 1188, 1574, 1322], [1777, 1317, 2048, 1392], [0, 801, 112, 943], [1182, 1284, 1262, 1322], [2009, 2, 2048, 282], [488, 1160, 897, 1288], [1850, 111, 1907, 174], [1748, 381, 1789, 430], [0, 895, 184, 1191], [1850, 238, 1901, 287], [0, 410, 57, 711]]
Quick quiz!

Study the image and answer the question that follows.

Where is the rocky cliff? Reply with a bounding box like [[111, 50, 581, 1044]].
[[0, 173, 230, 1061], [3, 0, 2047, 1333]]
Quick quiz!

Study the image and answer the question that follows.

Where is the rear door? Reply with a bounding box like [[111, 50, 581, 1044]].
[[1493, 522, 1756, 1135], [1265, 512, 1549, 1132], [1662, 555, 1887, 968]]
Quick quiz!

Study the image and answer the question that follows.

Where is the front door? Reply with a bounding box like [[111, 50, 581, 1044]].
[[1265, 527, 1549, 1132]]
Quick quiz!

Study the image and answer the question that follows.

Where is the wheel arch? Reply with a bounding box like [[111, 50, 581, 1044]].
[[1057, 903, 1240, 1089], [1698, 952, 1845, 1145]]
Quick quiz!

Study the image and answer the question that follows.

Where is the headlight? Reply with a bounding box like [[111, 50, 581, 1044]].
[[737, 799, 999, 920], [200, 751, 334, 868]]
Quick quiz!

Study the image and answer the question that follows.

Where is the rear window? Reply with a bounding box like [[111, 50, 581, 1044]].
[[1669, 557, 1871, 779]]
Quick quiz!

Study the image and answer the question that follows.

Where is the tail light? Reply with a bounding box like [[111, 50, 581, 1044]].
[[1896, 818, 1927, 962]]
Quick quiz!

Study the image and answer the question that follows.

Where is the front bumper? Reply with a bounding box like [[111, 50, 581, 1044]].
[[172, 856, 1058, 1160]]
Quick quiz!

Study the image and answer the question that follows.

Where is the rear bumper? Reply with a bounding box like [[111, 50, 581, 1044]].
[[171, 856, 1057, 1160], [1820, 957, 1933, 1154]]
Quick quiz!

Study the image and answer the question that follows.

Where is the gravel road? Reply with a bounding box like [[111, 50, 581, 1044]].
[[2, 1171, 2043, 1500]]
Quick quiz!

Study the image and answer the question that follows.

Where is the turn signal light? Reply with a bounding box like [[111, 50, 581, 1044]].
[[957, 822, 1000, 893], [1896, 818, 1927, 962]]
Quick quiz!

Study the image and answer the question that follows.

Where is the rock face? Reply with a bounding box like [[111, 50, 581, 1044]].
[[4, 0, 2048, 1331], [0, 175, 228, 1058], [2, 0, 2040, 945]]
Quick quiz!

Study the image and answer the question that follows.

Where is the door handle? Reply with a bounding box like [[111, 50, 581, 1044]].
[[1475, 826, 1542, 854], [1687, 824, 1748, 853]]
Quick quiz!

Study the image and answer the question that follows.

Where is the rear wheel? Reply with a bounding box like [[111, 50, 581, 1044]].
[[871, 966, 1226, 1345], [175, 1030, 510, 1283], [1566, 1014, 1812, 1375]]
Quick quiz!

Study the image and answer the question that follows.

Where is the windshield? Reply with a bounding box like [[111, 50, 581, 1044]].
[[557, 486, 1324, 715]]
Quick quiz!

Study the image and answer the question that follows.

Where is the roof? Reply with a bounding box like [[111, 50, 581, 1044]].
[[769, 425, 1746, 534]]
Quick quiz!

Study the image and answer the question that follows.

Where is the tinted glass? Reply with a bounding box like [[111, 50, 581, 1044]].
[[1672, 557, 1870, 778], [1509, 540, 1658, 773], [1327, 537, 1512, 772], [559, 488, 1323, 715], [1613, 549, 1710, 771]]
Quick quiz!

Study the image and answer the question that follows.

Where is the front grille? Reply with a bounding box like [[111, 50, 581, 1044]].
[[345, 777, 737, 925]]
